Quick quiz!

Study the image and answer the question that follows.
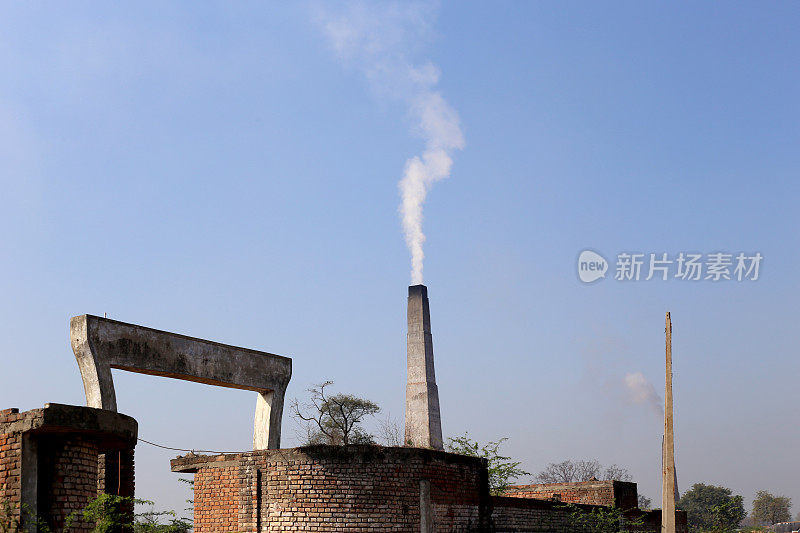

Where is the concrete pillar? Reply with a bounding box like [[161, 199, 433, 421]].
[[404, 285, 443, 450], [20, 434, 37, 533], [419, 479, 433, 533], [662, 312, 676, 533], [253, 389, 285, 450]]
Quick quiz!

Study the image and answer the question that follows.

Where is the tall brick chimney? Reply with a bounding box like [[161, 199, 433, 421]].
[[404, 284, 443, 450]]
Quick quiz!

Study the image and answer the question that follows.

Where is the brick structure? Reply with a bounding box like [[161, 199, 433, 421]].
[[498, 480, 688, 532], [41, 436, 100, 530], [172, 445, 491, 532], [173, 445, 688, 533], [491, 497, 577, 532], [0, 409, 23, 521], [504, 479, 638, 509], [491, 496, 688, 532], [0, 404, 137, 532]]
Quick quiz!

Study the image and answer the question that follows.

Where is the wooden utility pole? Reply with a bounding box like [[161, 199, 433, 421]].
[[662, 312, 676, 533]]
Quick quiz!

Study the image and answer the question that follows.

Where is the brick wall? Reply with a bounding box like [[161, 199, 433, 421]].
[[0, 409, 22, 523], [173, 446, 490, 533], [192, 457, 240, 531], [0, 404, 137, 532], [173, 445, 690, 533], [640, 509, 689, 533], [97, 450, 136, 499], [491, 496, 574, 532], [491, 496, 688, 533], [504, 479, 638, 509], [39, 436, 99, 531]]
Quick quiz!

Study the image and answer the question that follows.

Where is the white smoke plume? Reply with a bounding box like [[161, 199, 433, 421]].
[[623, 372, 663, 420], [317, 1, 464, 284]]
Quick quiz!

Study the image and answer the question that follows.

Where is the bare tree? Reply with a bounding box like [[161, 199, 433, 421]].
[[377, 415, 403, 447], [535, 459, 631, 483], [637, 494, 652, 510], [291, 381, 380, 446], [535, 459, 597, 483], [534, 460, 569, 483], [575, 460, 602, 481], [602, 464, 632, 482]]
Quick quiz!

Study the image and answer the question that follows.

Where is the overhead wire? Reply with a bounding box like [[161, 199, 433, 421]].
[[137, 437, 245, 455]]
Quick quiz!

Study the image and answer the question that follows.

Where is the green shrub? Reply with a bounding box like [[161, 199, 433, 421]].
[[561, 503, 643, 533]]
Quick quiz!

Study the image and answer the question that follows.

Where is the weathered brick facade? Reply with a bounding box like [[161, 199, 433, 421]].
[[173, 446, 687, 533], [97, 450, 136, 503], [173, 446, 491, 532], [504, 479, 638, 509], [192, 457, 240, 530], [490, 496, 688, 533], [0, 409, 23, 521], [491, 497, 576, 532], [39, 436, 99, 531], [0, 404, 137, 531]]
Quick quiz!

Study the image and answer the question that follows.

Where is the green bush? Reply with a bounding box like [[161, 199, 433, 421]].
[[561, 502, 643, 533], [446, 432, 529, 495], [0, 500, 50, 533]]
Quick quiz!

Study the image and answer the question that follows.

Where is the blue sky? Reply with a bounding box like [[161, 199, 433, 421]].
[[1, 1, 798, 518]]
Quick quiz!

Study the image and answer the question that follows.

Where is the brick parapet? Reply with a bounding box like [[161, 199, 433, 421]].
[[491, 496, 688, 532], [172, 445, 490, 532], [0, 409, 20, 419], [0, 429, 22, 522], [505, 479, 638, 509]]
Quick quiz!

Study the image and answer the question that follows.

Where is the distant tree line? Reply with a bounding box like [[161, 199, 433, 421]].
[[678, 483, 793, 532]]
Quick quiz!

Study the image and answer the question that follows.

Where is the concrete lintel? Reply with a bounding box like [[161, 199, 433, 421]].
[[70, 314, 292, 449], [20, 433, 37, 533], [170, 456, 242, 473]]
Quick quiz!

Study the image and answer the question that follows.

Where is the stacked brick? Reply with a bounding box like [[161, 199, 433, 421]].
[[172, 446, 490, 532], [40, 437, 99, 531], [490, 496, 689, 533], [0, 409, 22, 522], [504, 479, 638, 509], [97, 450, 136, 500], [497, 481, 688, 532], [491, 497, 574, 532], [192, 457, 240, 530]]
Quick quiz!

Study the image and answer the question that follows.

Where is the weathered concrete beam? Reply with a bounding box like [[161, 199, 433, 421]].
[[70, 315, 292, 449]]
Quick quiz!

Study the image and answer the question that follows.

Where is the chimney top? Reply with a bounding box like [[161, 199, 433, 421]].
[[408, 284, 428, 297]]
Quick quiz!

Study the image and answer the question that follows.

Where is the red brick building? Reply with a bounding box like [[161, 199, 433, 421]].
[[0, 404, 136, 532], [172, 446, 687, 532]]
